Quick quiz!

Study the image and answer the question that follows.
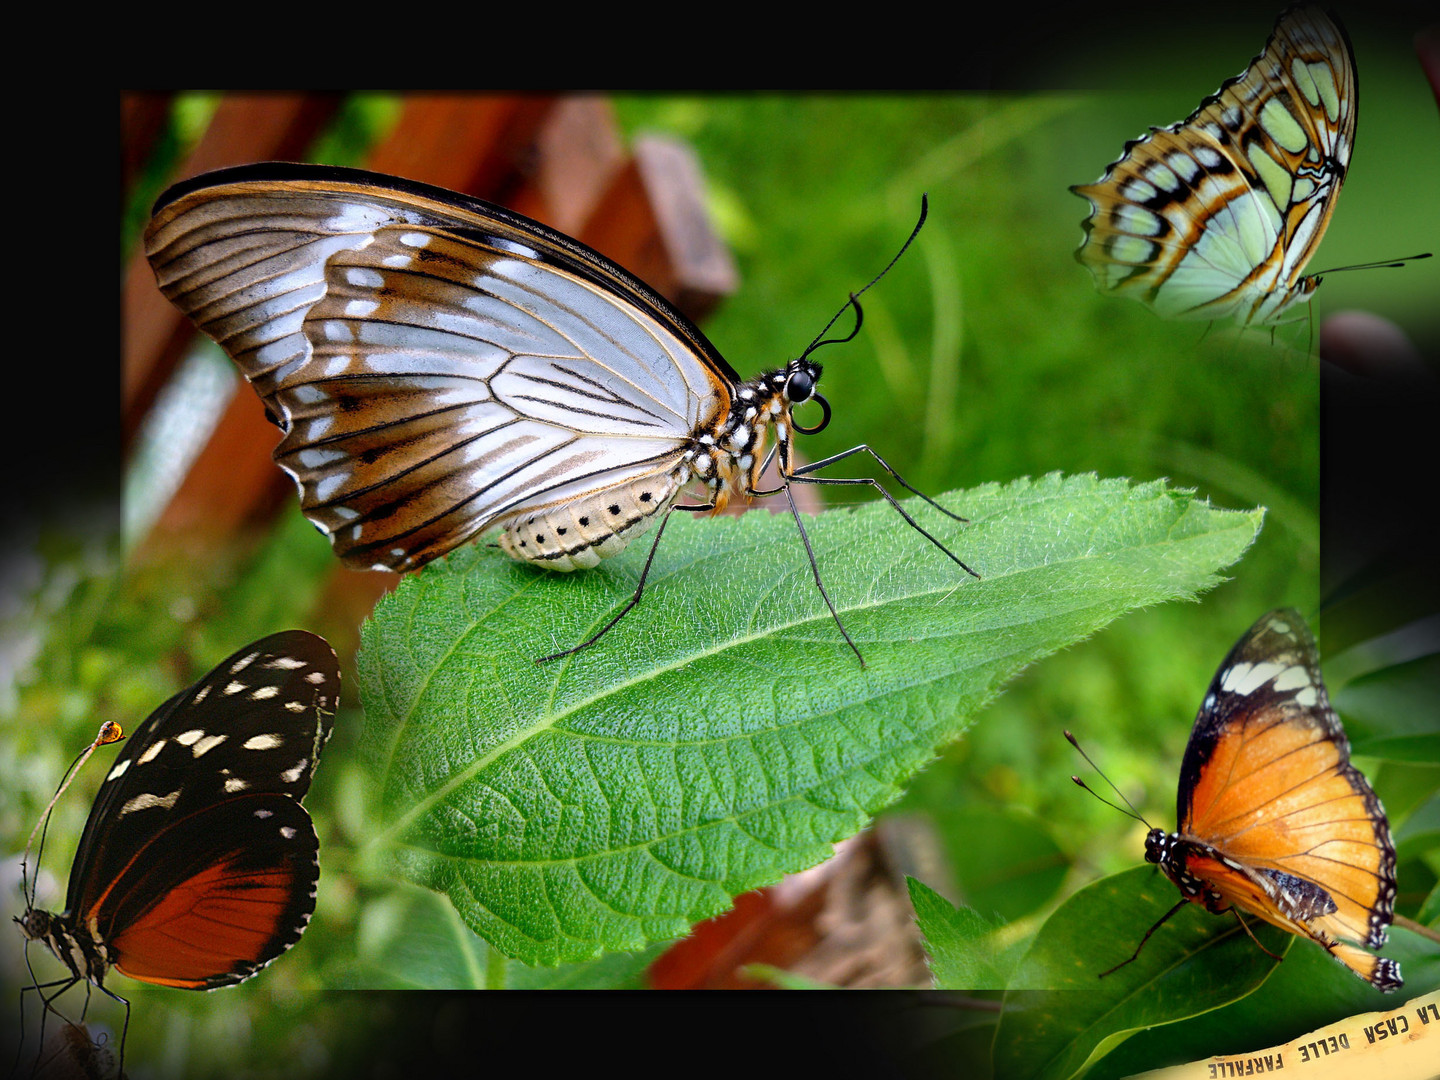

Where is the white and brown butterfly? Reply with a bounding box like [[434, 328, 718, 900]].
[[145, 164, 976, 663], [1072, 6, 1360, 325]]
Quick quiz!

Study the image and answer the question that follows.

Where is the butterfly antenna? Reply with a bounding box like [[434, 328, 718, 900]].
[[1310, 252, 1431, 276], [1064, 730, 1151, 827], [22, 722, 124, 909], [800, 193, 930, 359]]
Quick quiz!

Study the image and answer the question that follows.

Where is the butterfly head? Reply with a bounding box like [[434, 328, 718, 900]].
[[781, 359, 830, 435], [15, 907, 50, 940], [1143, 827, 1171, 867], [1292, 275, 1322, 308]]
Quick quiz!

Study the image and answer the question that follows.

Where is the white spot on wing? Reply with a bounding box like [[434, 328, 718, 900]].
[[119, 789, 181, 815], [138, 740, 166, 765], [1272, 665, 1312, 692], [230, 651, 260, 674], [249, 685, 280, 700], [345, 267, 383, 288], [1229, 661, 1285, 696], [244, 733, 284, 751], [281, 759, 309, 784]]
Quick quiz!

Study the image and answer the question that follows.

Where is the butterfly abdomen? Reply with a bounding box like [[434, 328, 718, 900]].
[[497, 470, 687, 571], [495, 365, 804, 570]]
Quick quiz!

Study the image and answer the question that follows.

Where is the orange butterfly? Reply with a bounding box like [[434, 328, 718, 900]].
[[1081, 609, 1401, 990]]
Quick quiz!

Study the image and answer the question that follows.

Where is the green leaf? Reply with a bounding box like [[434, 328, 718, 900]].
[[938, 806, 1069, 922], [993, 867, 1289, 1080], [336, 879, 661, 989], [1395, 791, 1440, 866], [1418, 880, 1440, 927], [1335, 654, 1440, 763], [738, 964, 840, 990], [1087, 920, 1440, 1079], [910, 878, 1010, 989], [357, 474, 1262, 966], [505, 943, 664, 990], [343, 880, 496, 989]]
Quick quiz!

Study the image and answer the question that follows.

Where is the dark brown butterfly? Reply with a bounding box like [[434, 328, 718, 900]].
[[17, 632, 339, 1075]]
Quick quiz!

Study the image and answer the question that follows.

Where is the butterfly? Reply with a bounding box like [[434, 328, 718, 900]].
[[16, 631, 340, 1070], [1071, 6, 1358, 326], [1075, 609, 1401, 990], [143, 163, 977, 665]]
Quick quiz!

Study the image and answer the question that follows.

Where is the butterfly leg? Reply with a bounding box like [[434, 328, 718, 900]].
[[765, 443, 979, 578], [95, 984, 131, 1080], [736, 444, 866, 665], [1099, 898, 1189, 978], [776, 481, 866, 667], [534, 503, 696, 663], [1229, 909, 1285, 962], [15, 975, 78, 1078]]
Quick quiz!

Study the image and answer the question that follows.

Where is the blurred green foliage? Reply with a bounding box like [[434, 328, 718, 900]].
[[8, 54, 1437, 1076]]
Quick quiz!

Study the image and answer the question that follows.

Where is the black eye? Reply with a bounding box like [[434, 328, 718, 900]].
[[786, 370, 814, 402]]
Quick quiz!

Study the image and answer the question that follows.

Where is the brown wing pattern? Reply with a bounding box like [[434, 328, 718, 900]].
[[1072, 6, 1356, 324], [145, 164, 734, 571]]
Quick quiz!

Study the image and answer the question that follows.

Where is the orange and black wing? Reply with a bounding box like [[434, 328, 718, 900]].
[[94, 795, 319, 989], [66, 632, 339, 988], [1174, 608, 1399, 988]]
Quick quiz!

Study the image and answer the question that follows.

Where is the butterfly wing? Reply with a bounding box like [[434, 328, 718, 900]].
[[144, 163, 739, 571], [99, 795, 319, 989], [1174, 609, 1399, 986], [65, 631, 339, 988], [1169, 843, 1400, 990], [1072, 6, 1356, 324]]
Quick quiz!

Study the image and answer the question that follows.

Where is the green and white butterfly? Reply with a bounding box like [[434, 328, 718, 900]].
[[1072, 5, 1358, 326]]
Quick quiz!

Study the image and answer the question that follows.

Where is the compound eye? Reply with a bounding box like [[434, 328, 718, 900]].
[[785, 370, 815, 403]]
